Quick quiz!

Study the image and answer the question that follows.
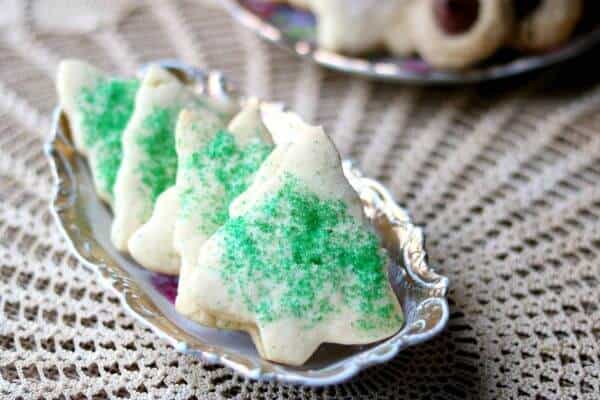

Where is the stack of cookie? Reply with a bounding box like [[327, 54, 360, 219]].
[[57, 60, 404, 365], [274, 0, 584, 69]]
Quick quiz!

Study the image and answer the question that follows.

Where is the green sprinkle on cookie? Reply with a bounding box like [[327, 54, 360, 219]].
[[136, 107, 179, 204], [217, 174, 402, 330], [180, 129, 273, 233], [78, 78, 139, 195]]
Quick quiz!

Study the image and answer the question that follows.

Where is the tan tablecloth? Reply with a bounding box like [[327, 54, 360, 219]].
[[1, 1, 600, 399]]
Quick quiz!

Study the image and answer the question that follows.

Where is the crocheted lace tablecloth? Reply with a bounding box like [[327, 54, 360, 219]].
[[1, 1, 600, 399]]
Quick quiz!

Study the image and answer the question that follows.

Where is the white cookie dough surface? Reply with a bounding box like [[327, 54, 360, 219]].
[[126, 186, 181, 275], [111, 66, 224, 251], [128, 100, 273, 276], [311, 0, 411, 55], [57, 59, 139, 204], [127, 106, 226, 275], [175, 100, 274, 274], [511, 0, 582, 52], [176, 111, 403, 366]]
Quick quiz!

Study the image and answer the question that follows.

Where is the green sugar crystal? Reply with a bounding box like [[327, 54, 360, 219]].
[[78, 78, 139, 195], [136, 107, 179, 204], [180, 129, 273, 233], [217, 174, 402, 330]]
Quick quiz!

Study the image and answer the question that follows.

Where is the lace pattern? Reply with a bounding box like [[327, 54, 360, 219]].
[[1, 1, 600, 398]]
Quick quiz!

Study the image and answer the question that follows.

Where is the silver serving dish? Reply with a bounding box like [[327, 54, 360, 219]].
[[45, 60, 449, 386], [223, 0, 600, 84]]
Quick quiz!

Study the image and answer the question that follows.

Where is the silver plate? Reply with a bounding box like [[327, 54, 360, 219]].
[[223, 0, 600, 85], [45, 60, 449, 386]]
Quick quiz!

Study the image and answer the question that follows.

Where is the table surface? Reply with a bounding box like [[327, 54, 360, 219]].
[[1, 1, 600, 399]]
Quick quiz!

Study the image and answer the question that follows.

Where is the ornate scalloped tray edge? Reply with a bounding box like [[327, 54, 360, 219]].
[[44, 60, 449, 386]]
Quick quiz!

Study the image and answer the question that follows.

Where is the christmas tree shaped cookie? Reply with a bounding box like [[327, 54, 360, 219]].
[[111, 66, 231, 251], [57, 59, 139, 205], [128, 100, 273, 275], [174, 100, 274, 275], [176, 112, 403, 365]]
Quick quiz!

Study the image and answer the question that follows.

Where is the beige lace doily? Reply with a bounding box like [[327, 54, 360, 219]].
[[1, 1, 600, 398]]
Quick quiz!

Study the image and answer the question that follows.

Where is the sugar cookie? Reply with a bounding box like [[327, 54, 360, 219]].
[[128, 100, 273, 275], [511, 0, 582, 52], [176, 110, 403, 365], [175, 100, 273, 273], [57, 59, 139, 204], [311, 0, 410, 54], [410, 0, 512, 69]]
